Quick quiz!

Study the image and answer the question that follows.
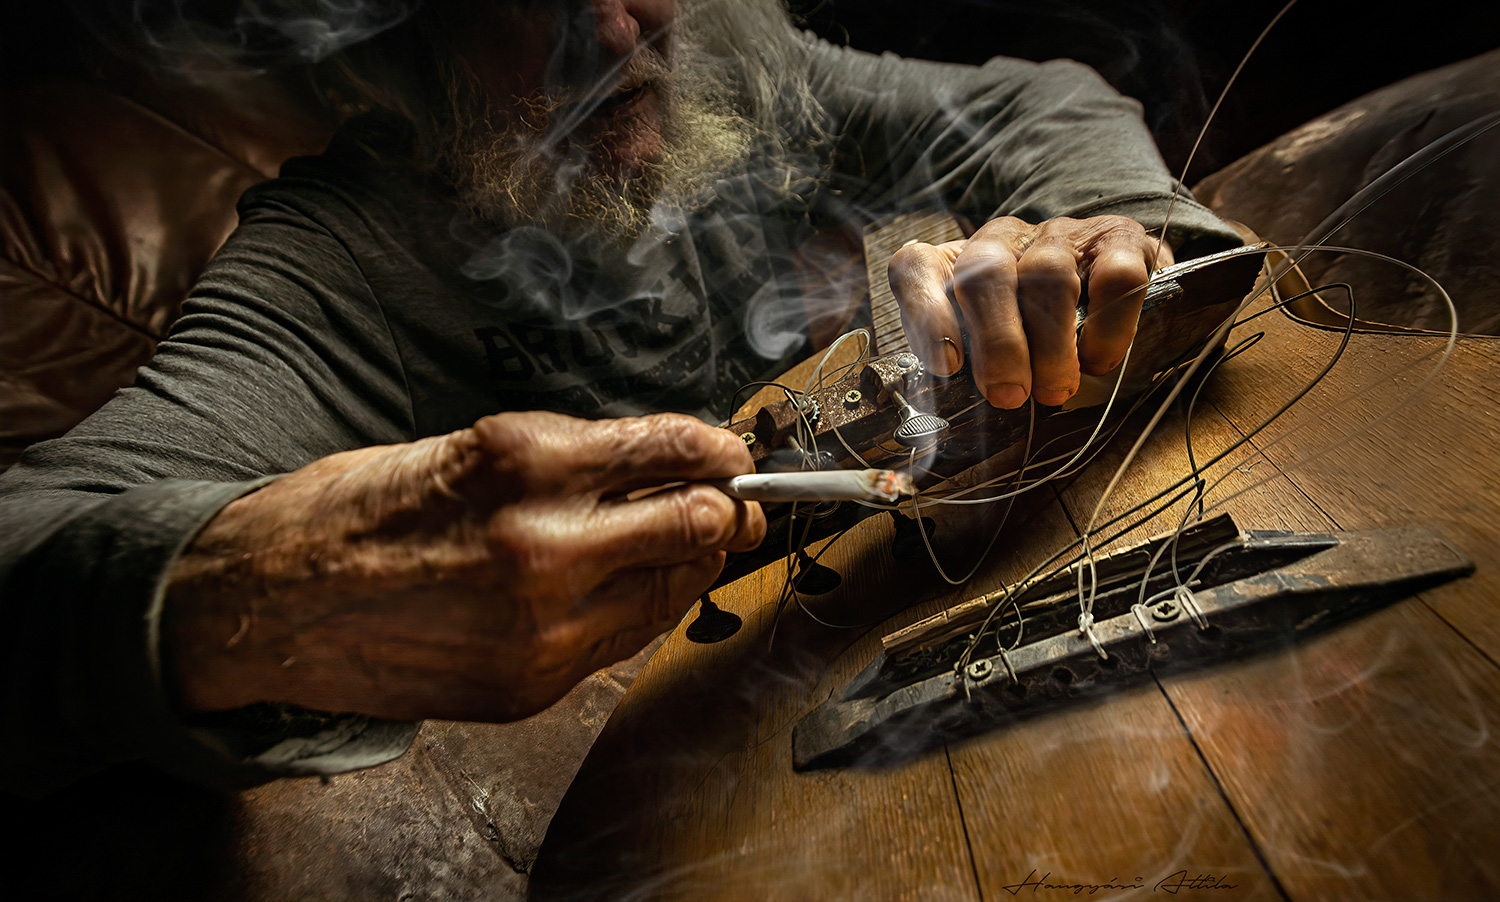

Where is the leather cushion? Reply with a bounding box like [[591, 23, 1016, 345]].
[[0, 76, 333, 470]]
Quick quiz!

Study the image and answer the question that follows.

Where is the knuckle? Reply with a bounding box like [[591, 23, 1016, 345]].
[[1089, 255, 1151, 305], [605, 414, 652, 454], [472, 413, 533, 470], [472, 411, 570, 493], [973, 216, 1030, 242], [952, 245, 1016, 279], [739, 502, 767, 549], [889, 248, 953, 310], [889, 242, 934, 274], [1094, 214, 1142, 235], [489, 515, 578, 596], [951, 251, 1018, 299], [648, 413, 719, 467], [674, 486, 735, 549], [603, 413, 724, 484], [1037, 216, 1081, 237], [1019, 244, 1081, 278], [1097, 246, 1150, 276]]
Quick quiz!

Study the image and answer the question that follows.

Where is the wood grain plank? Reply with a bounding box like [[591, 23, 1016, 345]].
[[1163, 597, 1500, 901], [534, 509, 996, 901], [537, 275, 1500, 902], [945, 403, 1306, 901], [949, 690, 1282, 901], [1205, 315, 1500, 664], [1052, 304, 1500, 900]]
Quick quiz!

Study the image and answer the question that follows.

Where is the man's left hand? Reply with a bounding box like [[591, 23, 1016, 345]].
[[887, 215, 1173, 408]]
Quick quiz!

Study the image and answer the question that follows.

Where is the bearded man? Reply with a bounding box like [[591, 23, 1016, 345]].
[[0, 0, 1239, 793]]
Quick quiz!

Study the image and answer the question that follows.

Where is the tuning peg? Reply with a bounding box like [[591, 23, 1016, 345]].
[[890, 390, 948, 447]]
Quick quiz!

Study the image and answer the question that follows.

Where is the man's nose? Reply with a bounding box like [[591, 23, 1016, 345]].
[[590, 0, 673, 58]]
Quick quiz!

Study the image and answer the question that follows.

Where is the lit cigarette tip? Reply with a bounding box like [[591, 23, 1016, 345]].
[[875, 469, 916, 502]]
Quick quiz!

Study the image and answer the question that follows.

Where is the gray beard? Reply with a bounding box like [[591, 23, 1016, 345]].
[[438, 37, 758, 245]]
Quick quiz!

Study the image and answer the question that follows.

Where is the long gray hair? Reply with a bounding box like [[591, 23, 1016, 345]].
[[676, 0, 827, 163]]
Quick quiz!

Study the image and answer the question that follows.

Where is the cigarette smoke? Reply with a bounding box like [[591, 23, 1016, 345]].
[[68, 0, 416, 71]]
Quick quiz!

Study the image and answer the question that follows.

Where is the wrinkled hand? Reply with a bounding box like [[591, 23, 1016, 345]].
[[164, 411, 764, 723], [888, 215, 1172, 408]]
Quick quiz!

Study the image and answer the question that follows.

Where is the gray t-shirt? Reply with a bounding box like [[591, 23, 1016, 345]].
[[0, 39, 1239, 795]]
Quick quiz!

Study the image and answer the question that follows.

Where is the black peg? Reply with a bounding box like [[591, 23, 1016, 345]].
[[686, 594, 742, 643], [888, 509, 937, 562], [793, 549, 842, 595]]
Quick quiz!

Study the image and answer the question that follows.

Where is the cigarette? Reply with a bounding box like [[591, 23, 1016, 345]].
[[712, 469, 914, 503]]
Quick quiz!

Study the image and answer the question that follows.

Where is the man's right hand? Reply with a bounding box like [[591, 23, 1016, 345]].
[[163, 411, 765, 723]]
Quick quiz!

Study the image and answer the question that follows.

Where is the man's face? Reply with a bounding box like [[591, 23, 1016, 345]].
[[440, 0, 752, 240]]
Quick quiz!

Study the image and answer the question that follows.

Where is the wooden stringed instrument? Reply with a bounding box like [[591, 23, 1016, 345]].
[[528, 211, 1500, 901], [711, 210, 1266, 588], [26, 213, 1496, 902]]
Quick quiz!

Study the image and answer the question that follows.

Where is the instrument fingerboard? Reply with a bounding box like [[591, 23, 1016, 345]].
[[862, 210, 966, 355]]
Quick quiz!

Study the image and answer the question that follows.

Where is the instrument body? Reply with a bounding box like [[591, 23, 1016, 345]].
[[531, 240, 1500, 901]]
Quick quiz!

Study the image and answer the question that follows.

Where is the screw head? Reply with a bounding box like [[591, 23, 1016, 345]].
[[1151, 599, 1180, 622], [896, 353, 918, 370], [843, 390, 862, 407], [740, 432, 757, 447], [965, 659, 994, 681]]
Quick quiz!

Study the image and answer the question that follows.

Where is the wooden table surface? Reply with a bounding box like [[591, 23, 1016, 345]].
[[531, 303, 1500, 901]]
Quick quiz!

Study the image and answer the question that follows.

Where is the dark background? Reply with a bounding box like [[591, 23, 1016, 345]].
[[5, 0, 1499, 180], [786, 0, 1500, 179], [786, 0, 1500, 181]]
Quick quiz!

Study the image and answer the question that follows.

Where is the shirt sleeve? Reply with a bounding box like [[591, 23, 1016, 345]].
[[0, 186, 420, 796], [801, 38, 1242, 257]]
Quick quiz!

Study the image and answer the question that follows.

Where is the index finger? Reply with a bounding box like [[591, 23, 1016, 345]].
[[475, 411, 754, 496], [949, 219, 1034, 408]]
